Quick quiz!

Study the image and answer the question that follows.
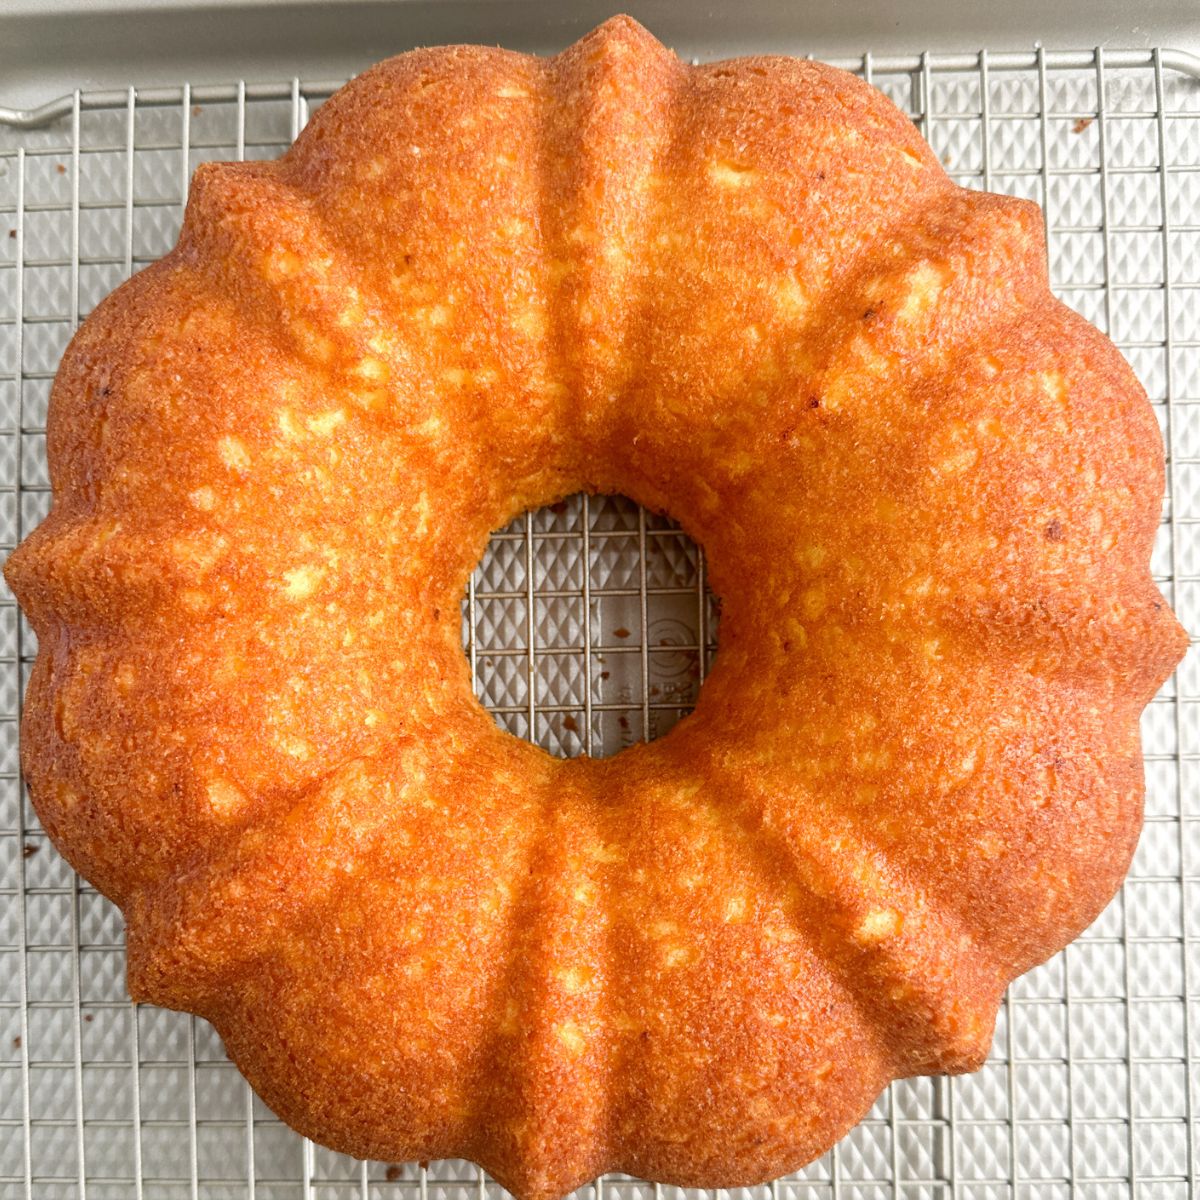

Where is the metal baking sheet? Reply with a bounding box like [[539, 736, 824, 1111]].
[[0, 11, 1199, 1200], [2, 0, 1200, 114]]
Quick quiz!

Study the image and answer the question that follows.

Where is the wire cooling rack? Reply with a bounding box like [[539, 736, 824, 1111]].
[[1, 41, 1199, 1200]]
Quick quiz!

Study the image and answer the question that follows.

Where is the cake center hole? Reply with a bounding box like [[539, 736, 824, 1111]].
[[462, 493, 719, 759]]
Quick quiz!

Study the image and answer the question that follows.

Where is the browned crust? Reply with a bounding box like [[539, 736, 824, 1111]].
[[3, 15, 1188, 1200]]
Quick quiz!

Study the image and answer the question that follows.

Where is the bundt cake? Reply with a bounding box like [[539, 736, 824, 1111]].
[[4, 15, 1187, 1199]]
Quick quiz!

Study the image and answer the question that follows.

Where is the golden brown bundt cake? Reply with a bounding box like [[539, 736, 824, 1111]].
[[4, 15, 1187, 1199]]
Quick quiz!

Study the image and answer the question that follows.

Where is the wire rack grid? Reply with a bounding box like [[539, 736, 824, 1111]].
[[0, 40, 1199, 1200]]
